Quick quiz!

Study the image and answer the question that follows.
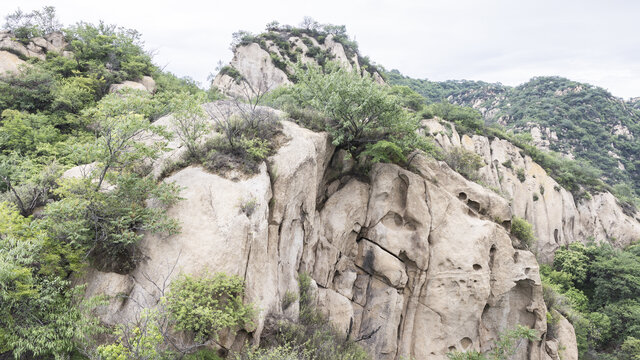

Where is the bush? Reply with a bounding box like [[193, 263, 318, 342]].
[[443, 147, 485, 181], [203, 102, 281, 175], [283, 62, 436, 167], [516, 168, 526, 182], [447, 325, 538, 360], [510, 216, 535, 250], [65, 21, 154, 90], [166, 272, 255, 343]]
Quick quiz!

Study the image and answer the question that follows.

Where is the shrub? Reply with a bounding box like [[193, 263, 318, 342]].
[[166, 272, 255, 343], [288, 62, 435, 162], [516, 168, 526, 182], [443, 147, 485, 181], [203, 102, 281, 175], [510, 216, 535, 250], [447, 325, 538, 360], [169, 91, 209, 159]]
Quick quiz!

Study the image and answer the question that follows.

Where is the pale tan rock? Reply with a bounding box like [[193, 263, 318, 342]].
[[0, 50, 25, 74], [212, 43, 291, 99], [356, 239, 408, 289], [109, 80, 149, 93], [139, 75, 156, 92]]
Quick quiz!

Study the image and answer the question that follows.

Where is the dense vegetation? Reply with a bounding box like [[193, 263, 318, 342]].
[[387, 70, 640, 205], [0, 7, 220, 359], [542, 241, 640, 359]]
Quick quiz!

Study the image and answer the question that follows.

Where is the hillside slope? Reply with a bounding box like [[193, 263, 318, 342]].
[[386, 72, 640, 197]]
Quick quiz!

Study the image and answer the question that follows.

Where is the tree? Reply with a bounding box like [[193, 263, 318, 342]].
[[165, 272, 255, 343], [510, 216, 535, 250], [299, 16, 320, 31], [290, 62, 421, 158], [169, 91, 209, 159], [3, 6, 61, 41], [0, 202, 104, 359], [553, 242, 589, 286]]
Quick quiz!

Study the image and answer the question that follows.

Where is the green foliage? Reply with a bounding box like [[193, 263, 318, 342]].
[[427, 100, 484, 134], [620, 337, 640, 360], [510, 216, 535, 250], [65, 21, 154, 90], [0, 202, 105, 359], [0, 64, 56, 112], [446, 325, 538, 360], [168, 91, 209, 159], [202, 103, 282, 175], [388, 85, 426, 112], [386, 71, 633, 202], [283, 62, 435, 166], [541, 241, 640, 357], [553, 242, 589, 286], [443, 147, 485, 181], [97, 309, 172, 360], [166, 272, 255, 343], [360, 140, 407, 165], [516, 168, 526, 182]]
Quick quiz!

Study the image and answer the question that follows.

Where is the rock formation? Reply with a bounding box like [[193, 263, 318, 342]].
[[423, 118, 640, 263], [212, 33, 383, 98], [80, 102, 585, 359]]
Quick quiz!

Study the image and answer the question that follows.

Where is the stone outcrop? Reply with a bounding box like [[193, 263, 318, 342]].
[[0, 50, 25, 74], [0, 30, 68, 60], [212, 33, 383, 98], [423, 118, 640, 263], [212, 42, 292, 99], [109, 76, 157, 93], [81, 102, 564, 359]]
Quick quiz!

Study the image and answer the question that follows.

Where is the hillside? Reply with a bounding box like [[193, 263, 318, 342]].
[[386, 71, 640, 201], [2, 9, 640, 360]]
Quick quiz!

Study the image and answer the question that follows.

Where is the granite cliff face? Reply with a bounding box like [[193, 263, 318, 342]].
[[79, 103, 591, 360], [423, 118, 640, 264]]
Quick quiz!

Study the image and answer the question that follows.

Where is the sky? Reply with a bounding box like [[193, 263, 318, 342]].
[[2, 0, 640, 98]]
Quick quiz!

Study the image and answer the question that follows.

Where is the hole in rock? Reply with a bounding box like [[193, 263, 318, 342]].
[[554, 229, 559, 243], [448, 346, 457, 352], [394, 213, 403, 226], [473, 264, 482, 271], [502, 220, 511, 230], [458, 192, 468, 201], [468, 199, 480, 212], [461, 337, 473, 349]]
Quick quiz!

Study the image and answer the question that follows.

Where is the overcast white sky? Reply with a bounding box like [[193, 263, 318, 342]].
[[2, 0, 640, 98]]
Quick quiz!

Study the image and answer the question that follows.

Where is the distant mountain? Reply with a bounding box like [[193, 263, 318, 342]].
[[387, 71, 640, 194]]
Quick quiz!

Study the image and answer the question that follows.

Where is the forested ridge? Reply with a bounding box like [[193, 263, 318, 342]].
[[386, 71, 640, 205]]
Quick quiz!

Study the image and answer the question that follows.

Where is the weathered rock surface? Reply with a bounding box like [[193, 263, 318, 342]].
[[212, 33, 383, 98], [82, 105, 566, 359], [0, 31, 67, 60], [424, 118, 640, 263], [0, 50, 25, 74], [212, 42, 291, 99], [109, 76, 156, 93]]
